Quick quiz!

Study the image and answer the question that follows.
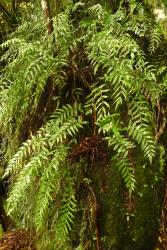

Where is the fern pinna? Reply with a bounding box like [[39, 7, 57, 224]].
[[0, 0, 167, 249]]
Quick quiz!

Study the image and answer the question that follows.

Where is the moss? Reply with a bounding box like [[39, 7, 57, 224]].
[[79, 152, 165, 249], [90, 162, 131, 249], [128, 149, 164, 250]]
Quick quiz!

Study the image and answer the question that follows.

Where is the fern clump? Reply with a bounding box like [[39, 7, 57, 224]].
[[1, 0, 167, 249]]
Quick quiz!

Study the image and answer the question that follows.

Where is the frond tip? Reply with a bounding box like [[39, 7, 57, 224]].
[[56, 191, 77, 240]]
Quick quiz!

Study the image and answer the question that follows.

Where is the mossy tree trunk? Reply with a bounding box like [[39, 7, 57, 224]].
[[75, 156, 164, 249]]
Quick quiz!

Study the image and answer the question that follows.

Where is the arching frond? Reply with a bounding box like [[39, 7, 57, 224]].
[[85, 82, 110, 121], [128, 97, 156, 163], [148, 24, 163, 54], [97, 115, 136, 193]]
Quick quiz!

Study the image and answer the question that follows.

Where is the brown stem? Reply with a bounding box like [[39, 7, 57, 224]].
[[11, 0, 16, 13], [41, 0, 53, 35], [88, 185, 101, 250], [155, 105, 166, 142]]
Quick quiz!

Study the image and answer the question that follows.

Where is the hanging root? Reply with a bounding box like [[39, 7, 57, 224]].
[[69, 135, 108, 164]]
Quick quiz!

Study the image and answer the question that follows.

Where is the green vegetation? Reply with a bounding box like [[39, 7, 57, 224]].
[[0, 0, 167, 249]]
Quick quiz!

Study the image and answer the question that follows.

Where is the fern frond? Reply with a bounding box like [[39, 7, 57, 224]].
[[87, 22, 145, 109], [55, 189, 77, 240], [3, 132, 46, 178], [97, 115, 136, 193], [0, 38, 24, 49], [148, 24, 162, 54], [53, 12, 73, 53], [128, 97, 156, 163], [129, 1, 145, 16], [3, 104, 85, 178], [85, 82, 110, 121], [5, 148, 50, 217], [115, 158, 136, 193], [108, 135, 136, 193], [127, 16, 148, 34], [51, 103, 82, 125], [88, 4, 104, 20], [49, 117, 86, 146], [34, 146, 68, 231]]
